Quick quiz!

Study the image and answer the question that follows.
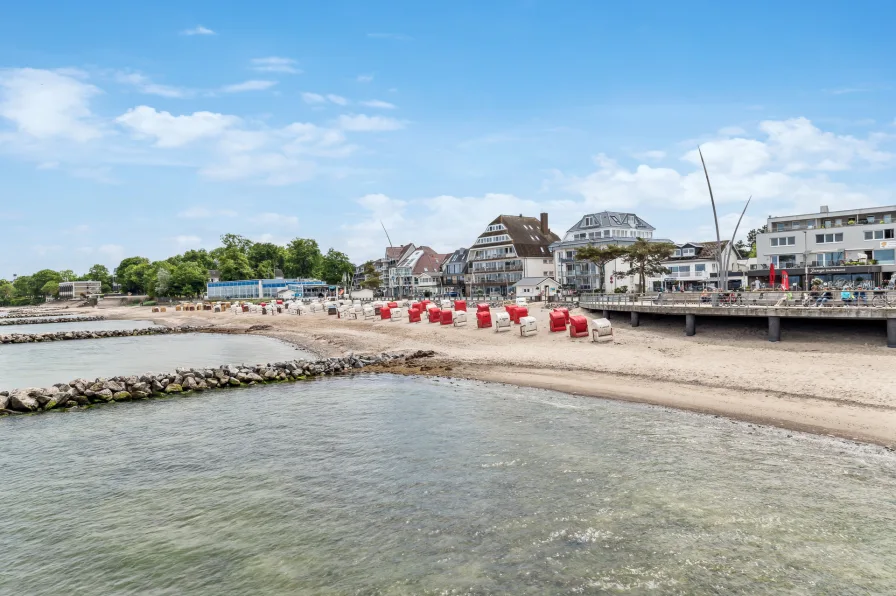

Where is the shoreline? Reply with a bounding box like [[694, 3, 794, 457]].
[[29, 303, 896, 448]]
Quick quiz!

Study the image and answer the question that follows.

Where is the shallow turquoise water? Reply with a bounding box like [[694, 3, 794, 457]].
[[1, 374, 894, 594]]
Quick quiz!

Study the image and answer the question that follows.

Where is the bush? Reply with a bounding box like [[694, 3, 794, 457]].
[[142, 300, 157, 307], [614, 285, 629, 294]]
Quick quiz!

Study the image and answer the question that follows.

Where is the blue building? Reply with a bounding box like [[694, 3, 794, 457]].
[[206, 278, 329, 300]]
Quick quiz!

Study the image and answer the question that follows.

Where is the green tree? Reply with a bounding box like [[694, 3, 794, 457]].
[[154, 268, 172, 298], [58, 269, 76, 282], [0, 280, 16, 305], [254, 260, 276, 280], [181, 249, 216, 270], [86, 264, 112, 292], [574, 244, 628, 293], [320, 249, 354, 285], [31, 269, 62, 296], [170, 261, 207, 296], [359, 261, 382, 290], [220, 233, 254, 254], [218, 248, 254, 281], [248, 242, 286, 276], [115, 257, 151, 294], [41, 280, 60, 298], [747, 225, 768, 254], [284, 238, 322, 279], [622, 239, 676, 292], [13, 275, 34, 298]]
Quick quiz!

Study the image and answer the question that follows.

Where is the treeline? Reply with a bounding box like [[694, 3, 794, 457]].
[[0, 234, 355, 305]]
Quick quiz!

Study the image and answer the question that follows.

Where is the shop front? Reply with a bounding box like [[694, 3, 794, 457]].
[[746, 265, 884, 288]]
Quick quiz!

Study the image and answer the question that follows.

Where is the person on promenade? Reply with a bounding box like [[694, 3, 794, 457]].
[[700, 288, 710, 303], [814, 290, 830, 307], [841, 290, 854, 307]]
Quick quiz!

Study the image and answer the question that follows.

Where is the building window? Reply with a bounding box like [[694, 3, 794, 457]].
[[776, 223, 785, 231], [603, 230, 610, 237], [770, 236, 796, 247], [873, 249, 896, 264], [682, 248, 695, 256], [673, 249, 681, 257], [815, 233, 843, 244], [583, 216, 594, 226], [864, 229, 894, 240], [695, 264, 706, 272]]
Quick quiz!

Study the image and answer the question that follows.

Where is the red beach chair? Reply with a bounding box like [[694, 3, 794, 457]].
[[549, 310, 567, 332], [476, 311, 492, 329], [511, 306, 528, 324], [380, 306, 392, 320], [408, 308, 422, 323], [440, 309, 453, 325], [553, 307, 570, 324], [569, 315, 589, 338], [454, 300, 467, 312], [427, 306, 441, 323]]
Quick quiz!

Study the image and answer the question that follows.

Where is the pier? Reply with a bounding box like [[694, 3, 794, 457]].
[[578, 292, 896, 346]]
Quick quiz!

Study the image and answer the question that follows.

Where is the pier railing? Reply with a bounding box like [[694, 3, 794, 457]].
[[579, 290, 896, 309]]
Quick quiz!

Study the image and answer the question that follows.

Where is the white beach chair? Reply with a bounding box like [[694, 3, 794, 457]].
[[439, 299, 451, 309], [494, 312, 511, 332], [453, 311, 467, 327], [519, 316, 538, 337], [591, 318, 614, 343], [390, 307, 405, 322], [363, 305, 376, 320]]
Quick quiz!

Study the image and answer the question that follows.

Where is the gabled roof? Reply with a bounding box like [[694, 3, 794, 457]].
[[668, 240, 740, 260], [445, 248, 469, 264], [478, 215, 560, 258], [396, 246, 448, 275], [386, 243, 415, 260], [511, 276, 560, 287], [567, 211, 656, 233]]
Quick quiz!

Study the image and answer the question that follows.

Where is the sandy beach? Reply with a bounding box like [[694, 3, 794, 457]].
[[75, 302, 896, 448]]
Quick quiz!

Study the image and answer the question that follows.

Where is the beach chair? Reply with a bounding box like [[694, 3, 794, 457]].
[[380, 306, 392, 320], [408, 307, 422, 323], [363, 305, 376, 320], [591, 318, 614, 343], [427, 306, 441, 323], [453, 311, 468, 327], [519, 316, 538, 337], [476, 310, 492, 329], [390, 307, 404, 322], [494, 312, 511, 332], [454, 300, 467, 312], [549, 310, 567, 332], [512, 306, 528, 324], [439, 309, 453, 326], [569, 315, 589, 338], [553, 307, 570, 325]]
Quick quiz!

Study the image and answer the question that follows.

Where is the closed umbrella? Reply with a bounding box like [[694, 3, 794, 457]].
[[769, 263, 776, 288]]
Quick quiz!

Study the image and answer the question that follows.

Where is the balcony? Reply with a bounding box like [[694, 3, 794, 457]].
[[472, 263, 523, 273]]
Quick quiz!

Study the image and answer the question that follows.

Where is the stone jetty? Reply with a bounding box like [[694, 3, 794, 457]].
[[0, 310, 74, 319], [0, 350, 436, 415], [0, 315, 106, 326], [0, 325, 207, 344]]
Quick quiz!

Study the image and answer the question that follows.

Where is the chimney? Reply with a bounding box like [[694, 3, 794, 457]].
[[540, 212, 549, 235]]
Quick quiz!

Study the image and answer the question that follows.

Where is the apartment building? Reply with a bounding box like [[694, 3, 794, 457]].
[[467, 213, 559, 298], [57, 280, 102, 299], [649, 241, 743, 291], [441, 248, 469, 297], [550, 211, 671, 294], [752, 205, 896, 288], [388, 246, 448, 298]]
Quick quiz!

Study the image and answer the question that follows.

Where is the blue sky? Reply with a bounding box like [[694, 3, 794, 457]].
[[3, 0, 896, 277]]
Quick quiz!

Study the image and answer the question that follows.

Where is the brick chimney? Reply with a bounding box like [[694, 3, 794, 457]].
[[540, 212, 549, 235]]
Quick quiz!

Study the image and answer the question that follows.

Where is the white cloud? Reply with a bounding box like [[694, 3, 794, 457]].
[[115, 71, 189, 98], [250, 57, 301, 74], [336, 114, 404, 132], [250, 212, 300, 225], [327, 94, 348, 106], [357, 74, 374, 83], [0, 68, 103, 142], [116, 106, 239, 147], [199, 153, 316, 186], [302, 92, 327, 105], [173, 235, 202, 247], [360, 99, 396, 109], [220, 80, 277, 93], [182, 25, 215, 36], [560, 117, 895, 217]]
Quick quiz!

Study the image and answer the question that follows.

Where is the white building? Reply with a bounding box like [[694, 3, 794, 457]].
[[512, 276, 561, 300], [550, 211, 672, 294], [57, 280, 102, 299], [649, 241, 743, 291], [751, 204, 896, 288], [388, 246, 449, 298], [467, 213, 559, 298]]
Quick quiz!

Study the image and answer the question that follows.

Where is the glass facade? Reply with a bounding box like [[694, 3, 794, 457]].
[[206, 279, 328, 299]]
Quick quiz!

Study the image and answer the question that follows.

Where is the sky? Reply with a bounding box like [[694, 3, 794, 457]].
[[2, 0, 896, 278]]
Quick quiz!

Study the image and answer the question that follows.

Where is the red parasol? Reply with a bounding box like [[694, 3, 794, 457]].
[[769, 263, 776, 287], [781, 270, 790, 290]]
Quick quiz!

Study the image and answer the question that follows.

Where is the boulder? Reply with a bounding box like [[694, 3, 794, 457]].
[[94, 389, 114, 402], [113, 391, 132, 401], [164, 384, 183, 394], [228, 377, 241, 387], [9, 391, 39, 411], [0, 392, 9, 410]]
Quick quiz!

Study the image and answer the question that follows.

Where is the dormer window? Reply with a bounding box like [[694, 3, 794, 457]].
[[673, 249, 681, 257], [583, 216, 595, 227], [682, 248, 695, 257]]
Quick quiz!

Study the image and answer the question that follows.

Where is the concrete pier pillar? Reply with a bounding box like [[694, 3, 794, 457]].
[[602, 309, 610, 319], [887, 318, 896, 348], [631, 311, 640, 327], [685, 313, 696, 336], [768, 316, 781, 343]]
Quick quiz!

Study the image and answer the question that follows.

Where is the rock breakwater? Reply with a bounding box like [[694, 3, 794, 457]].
[[0, 310, 73, 319], [0, 325, 207, 344], [0, 316, 106, 326], [0, 350, 436, 415]]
